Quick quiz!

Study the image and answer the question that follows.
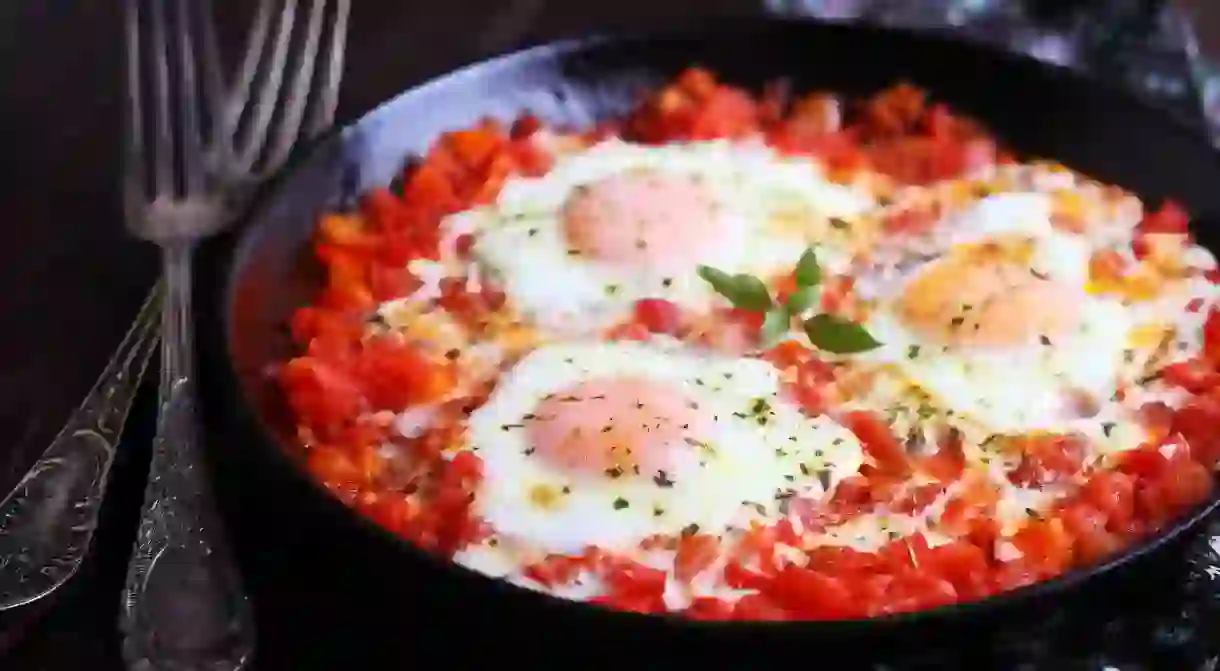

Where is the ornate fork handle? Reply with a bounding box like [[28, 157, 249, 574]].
[[120, 376, 253, 671], [0, 284, 162, 611]]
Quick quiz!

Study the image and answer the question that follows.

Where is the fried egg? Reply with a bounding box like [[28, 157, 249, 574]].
[[856, 193, 1145, 447], [447, 139, 873, 335], [457, 339, 865, 560]]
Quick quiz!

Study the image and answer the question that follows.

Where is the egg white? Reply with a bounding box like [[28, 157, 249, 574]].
[[856, 193, 1145, 446], [459, 339, 866, 558], [452, 139, 873, 335]]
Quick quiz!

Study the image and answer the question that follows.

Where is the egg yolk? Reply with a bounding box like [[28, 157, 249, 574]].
[[898, 251, 1085, 347], [526, 377, 698, 478], [561, 172, 721, 270]]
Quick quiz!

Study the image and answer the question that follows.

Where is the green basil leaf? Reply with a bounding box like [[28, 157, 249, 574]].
[[803, 313, 883, 354], [729, 273, 774, 312], [696, 265, 736, 296], [785, 285, 819, 315], [759, 307, 791, 349], [696, 265, 773, 311], [793, 247, 822, 288]]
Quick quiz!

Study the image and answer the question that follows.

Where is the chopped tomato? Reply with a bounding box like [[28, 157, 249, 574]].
[[280, 357, 366, 434], [509, 113, 543, 140], [1080, 470, 1137, 534], [1010, 518, 1074, 577], [991, 560, 1040, 592], [1118, 445, 1170, 479], [859, 83, 926, 137], [1007, 434, 1087, 486], [1204, 308, 1220, 362], [924, 541, 990, 599], [842, 410, 911, 476], [886, 571, 959, 613], [917, 432, 965, 482], [723, 562, 770, 591], [769, 128, 864, 172], [766, 566, 855, 619], [882, 206, 939, 235], [819, 275, 856, 316], [288, 306, 363, 351], [606, 321, 652, 342], [1130, 450, 1211, 529], [763, 340, 815, 369], [685, 597, 735, 620], [1057, 503, 1121, 563], [525, 555, 584, 587], [317, 213, 378, 250], [355, 492, 418, 535], [306, 446, 371, 488], [1138, 401, 1176, 443], [731, 593, 788, 621], [1159, 358, 1220, 394], [357, 336, 456, 411], [1156, 456, 1213, 514], [805, 545, 879, 577], [1174, 397, 1220, 467], [318, 251, 376, 311], [601, 558, 668, 602], [784, 380, 835, 418], [1130, 235, 1151, 261], [368, 263, 421, 302], [674, 533, 720, 583], [634, 298, 683, 335], [625, 68, 760, 143], [868, 137, 968, 185], [1138, 200, 1190, 235], [891, 483, 945, 515], [360, 187, 411, 231], [938, 497, 1000, 551]]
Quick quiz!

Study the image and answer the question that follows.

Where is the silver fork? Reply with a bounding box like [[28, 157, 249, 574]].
[[120, 0, 348, 669], [0, 0, 350, 620]]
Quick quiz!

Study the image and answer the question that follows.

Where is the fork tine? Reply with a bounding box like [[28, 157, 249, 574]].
[[261, 0, 327, 170], [304, 0, 350, 139], [225, 0, 274, 138], [196, 0, 229, 168], [235, 0, 299, 171], [173, 0, 204, 196], [149, 0, 175, 196], [122, 0, 147, 219]]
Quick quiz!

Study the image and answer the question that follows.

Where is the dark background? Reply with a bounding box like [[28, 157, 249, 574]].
[[2, 1, 1219, 669]]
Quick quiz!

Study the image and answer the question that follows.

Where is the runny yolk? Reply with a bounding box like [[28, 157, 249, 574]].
[[561, 172, 721, 270], [526, 377, 698, 478], [898, 251, 1085, 347]]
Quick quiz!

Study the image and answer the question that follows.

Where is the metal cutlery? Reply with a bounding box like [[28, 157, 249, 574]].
[[120, 0, 348, 668], [0, 285, 162, 611]]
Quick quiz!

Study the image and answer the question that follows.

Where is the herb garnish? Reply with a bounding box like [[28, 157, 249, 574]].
[[696, 246, 882, 352], [804, 313, 883, 354], [695, 266, 773, 312]]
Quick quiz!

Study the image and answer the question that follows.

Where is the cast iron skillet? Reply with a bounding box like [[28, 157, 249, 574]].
[[197, 16, 1220, 661]]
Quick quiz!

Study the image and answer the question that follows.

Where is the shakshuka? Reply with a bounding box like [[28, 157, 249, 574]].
[[278, 69, 1220, 620]]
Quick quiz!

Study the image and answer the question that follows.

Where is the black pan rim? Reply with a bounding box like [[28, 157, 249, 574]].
[[208, 14, 1220, 634]]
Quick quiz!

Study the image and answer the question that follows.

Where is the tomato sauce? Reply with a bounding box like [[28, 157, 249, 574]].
[[278, 67, 1218, 621]]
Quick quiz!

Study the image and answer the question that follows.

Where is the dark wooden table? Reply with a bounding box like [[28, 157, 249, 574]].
[[2, 2, 1218, 669]]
